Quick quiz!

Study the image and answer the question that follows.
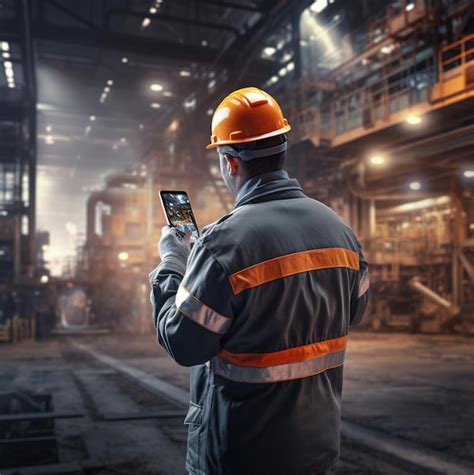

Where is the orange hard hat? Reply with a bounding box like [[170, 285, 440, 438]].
[[206, 87, 291, 149]]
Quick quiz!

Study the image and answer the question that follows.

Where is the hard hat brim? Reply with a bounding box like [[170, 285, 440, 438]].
[[206, 124, 291, 150]]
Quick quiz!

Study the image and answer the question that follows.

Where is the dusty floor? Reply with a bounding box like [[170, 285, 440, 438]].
[[0, 331, 472, 474]]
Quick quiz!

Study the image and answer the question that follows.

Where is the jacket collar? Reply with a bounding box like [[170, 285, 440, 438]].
[[234, 170, 305, 208]]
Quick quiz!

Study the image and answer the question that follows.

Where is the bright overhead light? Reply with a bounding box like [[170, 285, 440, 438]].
[[169, 119, 179, 132], [150, 83, 163, 92], [380, 44, 395, 55], [45, 135, 54, 145], [149, 6, 157, 13], [278, 66, 288, 77], [104, 86, 110, 93], [2, 52, 10, 58], [163, 91, 173, 97], [409, 181, 421, 191], [207, 109, 214, 116], [142, 17, 151, 28], [40, 275, 49, 284], [201, 40, 208, 47], [46, 125, 52, 132], [184, 98, 196, 109], [263, 46, 276, 57], [464, 170, 474, 178], [150, 102, 161, 109], [4, 61, 12, 69], [118, 251, 129, 261], [286, 61, 295, 72], [1, 42, 9, 51], [310, 0, 328, 14], [369, 155, 385, 165], [90, 115, 96, 122], [208, 79, 216, 89], [7, 82, 14, 88], [406, 114, 422, 125], [405, 3, 415, 11], [5, 68, 13, 78], [107, 80, 113, 86], [180, 70, 191, 77], [121, 57, 128, 63], [269, 75, 279, 84]]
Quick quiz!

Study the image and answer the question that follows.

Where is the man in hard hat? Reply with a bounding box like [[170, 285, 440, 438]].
[[149, 87, 370, 475]]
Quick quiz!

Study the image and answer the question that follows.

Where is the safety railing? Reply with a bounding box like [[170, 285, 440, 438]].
[[0, 316, 36, 343], [439, 33, 474, 79]]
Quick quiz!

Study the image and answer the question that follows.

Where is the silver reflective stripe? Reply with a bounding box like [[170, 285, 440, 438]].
[[176, 285, 232, 334], [210, 349, 345, 383], [358, 269, 370, 297]]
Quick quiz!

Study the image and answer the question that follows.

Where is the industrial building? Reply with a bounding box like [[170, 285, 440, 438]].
[[0, 0, 473, 474]]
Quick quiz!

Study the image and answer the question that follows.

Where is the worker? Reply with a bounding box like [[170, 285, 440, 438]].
[[149, 87, 370, 475]]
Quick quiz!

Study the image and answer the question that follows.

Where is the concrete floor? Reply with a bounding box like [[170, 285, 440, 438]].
[[0, 331, 472, 474]]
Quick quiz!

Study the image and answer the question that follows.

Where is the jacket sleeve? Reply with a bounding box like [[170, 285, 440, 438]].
[[349, 240, 370, 327], [149, 241, 234, 367]]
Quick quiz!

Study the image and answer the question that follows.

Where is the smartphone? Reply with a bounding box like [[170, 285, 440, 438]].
[[159, 190, 200, 239]]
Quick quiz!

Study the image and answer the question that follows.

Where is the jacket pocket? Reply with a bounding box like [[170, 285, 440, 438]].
[[184, 401, 203, 472]]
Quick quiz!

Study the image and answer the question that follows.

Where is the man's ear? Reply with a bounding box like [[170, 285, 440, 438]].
[[225, 154, 240, 176]]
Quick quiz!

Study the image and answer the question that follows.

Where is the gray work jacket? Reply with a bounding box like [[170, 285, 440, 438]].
[[149, 170, 370, 475]]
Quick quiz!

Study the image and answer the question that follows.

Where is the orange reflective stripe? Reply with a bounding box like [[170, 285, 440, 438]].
[[217, 336, 347, 368], [228, 247, 359, 295]]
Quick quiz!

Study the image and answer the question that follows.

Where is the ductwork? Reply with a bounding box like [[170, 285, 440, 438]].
[[86, 188, 140, 245], [408, 277, 460, 317]]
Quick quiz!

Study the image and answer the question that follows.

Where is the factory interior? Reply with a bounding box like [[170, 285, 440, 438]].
[[0, 0, 473, 473]]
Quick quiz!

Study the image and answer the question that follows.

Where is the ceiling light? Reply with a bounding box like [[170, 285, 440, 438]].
[[142, 17, 151, 28], [107, 80, 114, 86], [405, 3, 415, 11], [406, 114, 422, 125], [169, 120, 179, 132], [201, 40, 208, 47], [263, 46, 276, 57], [207, 109, 214, 116], [270, 75, 279, 84], [282, 52, 292, 62], [208, 79, 216, 89], [286, 61, 295, 72], [121, 57, 128, 63], [1, 42, 9, 51], [409, 181, 421, 191], [278, 66, 288, 77], [150, 83, 163, 92], [104, 87, 110, 93], [150, 102, 161, 109], [149, 6, 157, 13], [380, 45, 394, 55], [369, 155, 385, 165], [310, 0, 328, 14], [139, 123, 144, 130], [118, 252, 129, 261], [464, 170, 474, 178], [5, 68, 13, 78], [180, 70, 191, 77], [40, 275, 49, 284], [4, 61, 12, 69], [120, 137, 127, 143], [45, 135, 54, 145], [46, 125, 52, 132], [90, 115, 96, 121], [2, 52, 10, 58], [163, 91, 173, 97]]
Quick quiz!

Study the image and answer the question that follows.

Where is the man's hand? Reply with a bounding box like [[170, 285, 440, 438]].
[[158, 225, 191, 269]]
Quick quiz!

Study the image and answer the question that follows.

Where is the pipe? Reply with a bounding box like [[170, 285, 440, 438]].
[[408, 277, 460, 316], [86, 188, 141, 245]]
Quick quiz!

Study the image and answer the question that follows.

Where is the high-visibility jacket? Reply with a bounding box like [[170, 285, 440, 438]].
[[149, 170, 370, 475]]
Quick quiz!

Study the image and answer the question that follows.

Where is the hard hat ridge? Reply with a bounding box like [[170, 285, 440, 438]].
[[207, 87, 291, 149]]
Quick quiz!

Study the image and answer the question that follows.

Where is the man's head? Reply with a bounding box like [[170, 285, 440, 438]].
[[206, 87, 291, 195], [218, 133, 288, 195]]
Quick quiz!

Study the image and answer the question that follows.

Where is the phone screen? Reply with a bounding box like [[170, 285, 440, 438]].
[[160, 191, 199, 238]]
